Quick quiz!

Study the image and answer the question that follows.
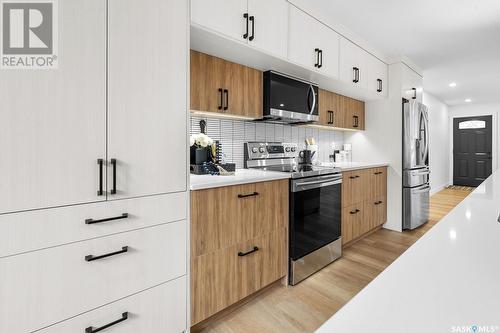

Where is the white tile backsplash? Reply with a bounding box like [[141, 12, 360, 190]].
[[189, 116, 345, 166]]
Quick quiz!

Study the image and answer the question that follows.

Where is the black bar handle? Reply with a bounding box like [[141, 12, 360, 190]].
[[353, 115, 359, 128], [350, 209, 360, 215], [85, 213, 129, 225], [110, 158, 117, 195], [243, 13, 249, 39], [238, 246, 259, 257], [218, 88, 223, 110], [249, 15, 255, 41], [374, 171, 383, 175], [223, 89, 229, 111], [353, 67, 359, 83], [412, 87, 417, 99], [85, 246, 128, 262], [377, 79, 383, 92], [238, 191, 259, 198], [374, 201, 383, 205], [318, 49, 323, 68], [85, 312, 128, 333], [97, 159, 104, 196], [328, 111, 333, 124], [314, 48, 320, 67], [349, 175, 360, 179]]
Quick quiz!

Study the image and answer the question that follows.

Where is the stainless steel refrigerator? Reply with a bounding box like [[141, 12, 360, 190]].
[[403, 99, 430, 230]]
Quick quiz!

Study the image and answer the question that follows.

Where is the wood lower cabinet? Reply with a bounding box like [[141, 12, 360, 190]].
[[342, 167, 387, 245], [190, 50, 262, 118], [190, 180, 288, 325]]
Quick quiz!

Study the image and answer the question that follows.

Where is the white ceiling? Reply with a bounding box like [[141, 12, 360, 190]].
[[290, 0, 500, 106]]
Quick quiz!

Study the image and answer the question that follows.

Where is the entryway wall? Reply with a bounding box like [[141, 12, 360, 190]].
[[448, 103, 500, 185]]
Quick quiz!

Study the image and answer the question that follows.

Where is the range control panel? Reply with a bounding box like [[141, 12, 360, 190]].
[[245, 142, 298, 160]]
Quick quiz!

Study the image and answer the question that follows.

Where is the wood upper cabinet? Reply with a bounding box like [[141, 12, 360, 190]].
[[190, 50, 263, 118], [342, 167, 387, 245], [318, 89, 343, 128], [339, 95, 365, 130], [191, 180, 288, 325]]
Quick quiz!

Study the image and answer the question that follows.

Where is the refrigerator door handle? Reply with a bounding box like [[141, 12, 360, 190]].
[[411, 184, 431, 194], [421, 108, 429, 163]]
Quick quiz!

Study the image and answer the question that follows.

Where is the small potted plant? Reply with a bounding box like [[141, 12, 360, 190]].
[[190, 133, 214, 165]]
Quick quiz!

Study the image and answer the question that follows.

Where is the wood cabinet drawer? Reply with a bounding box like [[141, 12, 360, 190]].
[[341, 170, 367, 207], [0, 192, 186, 258], [341, 203, 364, 244], [191, 227, 286, 325], [0, 221, 186, 333], [191, 179, 287, 257], [364, 196, 387, 231], [38, 277, 186, 333]]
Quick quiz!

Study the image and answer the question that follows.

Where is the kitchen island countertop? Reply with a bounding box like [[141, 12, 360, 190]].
[[315, 169, 500, 333]]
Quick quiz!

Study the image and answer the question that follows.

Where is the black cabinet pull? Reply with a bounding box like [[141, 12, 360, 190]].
[[218, 88, 223, 110], [349, 175, 360, 179], [223, 89, 229, 110], [318, 49, 323, 68], [412, 87, 417, 99], [85, 246, 128, 262], [377, 79, 383, 92], [97, 159, 104, 196], [85, 312, 128, 333], [85, 213, 129, 225], [238, 191, 259, 198], [238, 246, 259, 257], [374, 171, 383, 175], [374, 201, 383, 205], [249, 15, 255, 41], [328, 111, 333, 124], [314, 48, 320, 67], [353, 115, 359, 128], [353, 67, 359, 83], [349, 209, 360, 215], [243, 13, 249, 39], [110, 158, 117, 195]]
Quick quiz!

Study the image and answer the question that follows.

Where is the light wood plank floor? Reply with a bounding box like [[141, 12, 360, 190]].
[[194, 188, 471, 333]]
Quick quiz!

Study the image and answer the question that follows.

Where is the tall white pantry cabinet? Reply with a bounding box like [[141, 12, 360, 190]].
[[0, 0, 189, 332]]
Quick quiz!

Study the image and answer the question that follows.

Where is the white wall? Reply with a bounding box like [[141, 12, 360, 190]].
[[423, 92, 450, 194], [448, 103, 500, 184]]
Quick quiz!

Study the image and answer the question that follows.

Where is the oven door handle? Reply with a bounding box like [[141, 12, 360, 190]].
[[293, 178, 342, 191]]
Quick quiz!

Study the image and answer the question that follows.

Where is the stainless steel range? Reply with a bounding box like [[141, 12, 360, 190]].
[[245, 142, 343, 285]]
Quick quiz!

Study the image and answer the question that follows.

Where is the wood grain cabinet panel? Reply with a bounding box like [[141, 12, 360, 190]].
[[318, 89, 342, 128], [191, 228, 286, 325], [190, 50, 263, 119], [342, 167, 387, 245], [190, 179, 288, 325]]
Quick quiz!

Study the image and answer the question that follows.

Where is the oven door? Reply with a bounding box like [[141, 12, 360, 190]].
[[290, 174, 342, 261]]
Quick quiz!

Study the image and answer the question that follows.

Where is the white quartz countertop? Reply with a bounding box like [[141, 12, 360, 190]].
[[190, 162, 390, 190], [190, 169, 291, 190], [320, 161, 389, 172], [316, 170, 500, 333]]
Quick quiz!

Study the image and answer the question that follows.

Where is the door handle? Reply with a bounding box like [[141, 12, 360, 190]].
[[249, 15, 255, 41], [85, 246, 128, 262], [353, 67, 359, 83], [350, 209, 360, 214], [353, 115, 359, 128], [110, 158, 117, 195], [318, 49, 323, 68], [377, 79, 383, 92], [223, 89, 229, 111], [97, 159, 104, 196], [314, 48, 320, 68], [411, 88, 417, 99], [374, 201, 383, 205], [243, 13, 249, 39], [238, 192, 259, 198], [238, 246, 259, 257], [218, 88, 223, 110], [85, 312, 128, 333]]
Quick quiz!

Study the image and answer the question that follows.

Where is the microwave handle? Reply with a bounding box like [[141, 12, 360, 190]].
[[309, 84, 316, 115]]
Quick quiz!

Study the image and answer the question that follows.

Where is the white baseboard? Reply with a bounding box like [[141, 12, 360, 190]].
[[430, 183, 450, 195]]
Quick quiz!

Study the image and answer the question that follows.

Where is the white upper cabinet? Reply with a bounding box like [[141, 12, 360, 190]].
[[288, 5, 339, 78], [191, 0, 247, 42], [0, 0, 107, 214], [339, 37, 367, 88], [367, 54, 388, 97], [401, 64, 423, 103], [108, 0, 187, 200], [191, 0, 288, 58], [247, 0, 289, 58]]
